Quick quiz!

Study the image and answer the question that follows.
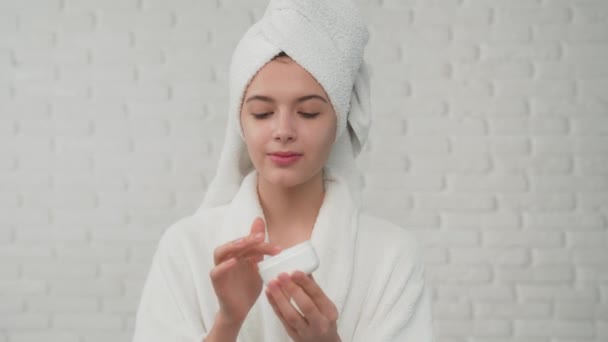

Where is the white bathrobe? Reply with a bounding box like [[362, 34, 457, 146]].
[[132, 168, 434, 342]]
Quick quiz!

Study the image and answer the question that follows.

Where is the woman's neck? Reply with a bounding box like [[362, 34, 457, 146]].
[[256, 170, 325, 247]]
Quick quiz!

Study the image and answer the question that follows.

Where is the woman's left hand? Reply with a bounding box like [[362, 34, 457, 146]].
[[265, 271, 341, 342]]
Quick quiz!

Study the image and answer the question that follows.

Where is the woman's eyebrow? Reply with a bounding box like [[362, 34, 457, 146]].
[[245, 94, 328, 104]]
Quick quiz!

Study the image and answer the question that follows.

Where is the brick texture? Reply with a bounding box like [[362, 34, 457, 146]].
[[1, 0, 607, 341]]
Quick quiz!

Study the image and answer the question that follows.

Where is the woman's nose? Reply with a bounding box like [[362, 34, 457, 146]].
[[272, 111, 296, 142]]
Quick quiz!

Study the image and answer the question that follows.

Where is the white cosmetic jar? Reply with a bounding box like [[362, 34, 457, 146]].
[[257, 240, 320, 285]]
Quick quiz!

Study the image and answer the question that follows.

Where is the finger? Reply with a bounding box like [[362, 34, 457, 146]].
[[250, 216, 266, 236], [230, 242, 282, 260], [266, 288, 299, 337], [214, 217, 268, 265], [277, 272, 326, 328], [214, 232, 267, 265], [267, 279, 308, 332], [209, 257, 237, 281], [292, 271, 339, 322], [233, 243, 282, 264]]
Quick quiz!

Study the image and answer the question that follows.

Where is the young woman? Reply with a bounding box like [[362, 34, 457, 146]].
[[132, 1, 434, 341]]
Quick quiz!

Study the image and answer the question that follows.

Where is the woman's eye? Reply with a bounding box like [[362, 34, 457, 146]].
[[300, 112, 320, 118], [252, 112, 271, 119]]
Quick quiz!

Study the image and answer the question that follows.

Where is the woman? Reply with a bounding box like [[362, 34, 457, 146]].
[[132, 1, 434, 341]]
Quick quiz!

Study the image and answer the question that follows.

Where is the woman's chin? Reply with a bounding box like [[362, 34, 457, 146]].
[[261, 169, 305, 188]]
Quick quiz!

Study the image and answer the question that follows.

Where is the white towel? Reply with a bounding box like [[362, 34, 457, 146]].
[[198, 0, 372, 211]]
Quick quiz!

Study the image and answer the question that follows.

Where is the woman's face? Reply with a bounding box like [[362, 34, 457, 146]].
[[240, 56, 337, 189]]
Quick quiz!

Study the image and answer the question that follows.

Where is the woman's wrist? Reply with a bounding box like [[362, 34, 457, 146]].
[[203, 311, 243, 342], [216, 310, 244, 329]]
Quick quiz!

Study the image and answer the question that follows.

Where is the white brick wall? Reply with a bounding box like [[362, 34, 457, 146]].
[[1, 0, 606, 341]]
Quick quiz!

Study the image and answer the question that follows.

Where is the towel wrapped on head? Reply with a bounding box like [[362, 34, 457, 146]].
[[198, 0, 373, 212]]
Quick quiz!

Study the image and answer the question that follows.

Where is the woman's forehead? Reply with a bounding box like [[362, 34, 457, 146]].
[[244, 59, 328, 99]]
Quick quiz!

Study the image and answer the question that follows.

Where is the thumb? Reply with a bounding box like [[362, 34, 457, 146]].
[[250, 216, 266, 236]]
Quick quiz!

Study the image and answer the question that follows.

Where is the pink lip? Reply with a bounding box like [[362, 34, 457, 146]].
[[269, 153, 302, 166]]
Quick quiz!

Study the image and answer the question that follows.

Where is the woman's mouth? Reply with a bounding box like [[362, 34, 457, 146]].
[[269, 152, 302, 166]]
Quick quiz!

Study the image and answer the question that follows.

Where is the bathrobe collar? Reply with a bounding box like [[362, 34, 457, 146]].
[[219, 167, 360, 336]]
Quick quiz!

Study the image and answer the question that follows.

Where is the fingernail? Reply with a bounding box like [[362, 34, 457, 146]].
[[254, 232, 264, 240]]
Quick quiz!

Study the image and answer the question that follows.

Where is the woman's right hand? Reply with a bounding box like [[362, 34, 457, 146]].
[[209, 217, 282, 326]]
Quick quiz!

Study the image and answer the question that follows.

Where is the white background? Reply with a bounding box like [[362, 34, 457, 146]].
[[1, 0, 607, 341]]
